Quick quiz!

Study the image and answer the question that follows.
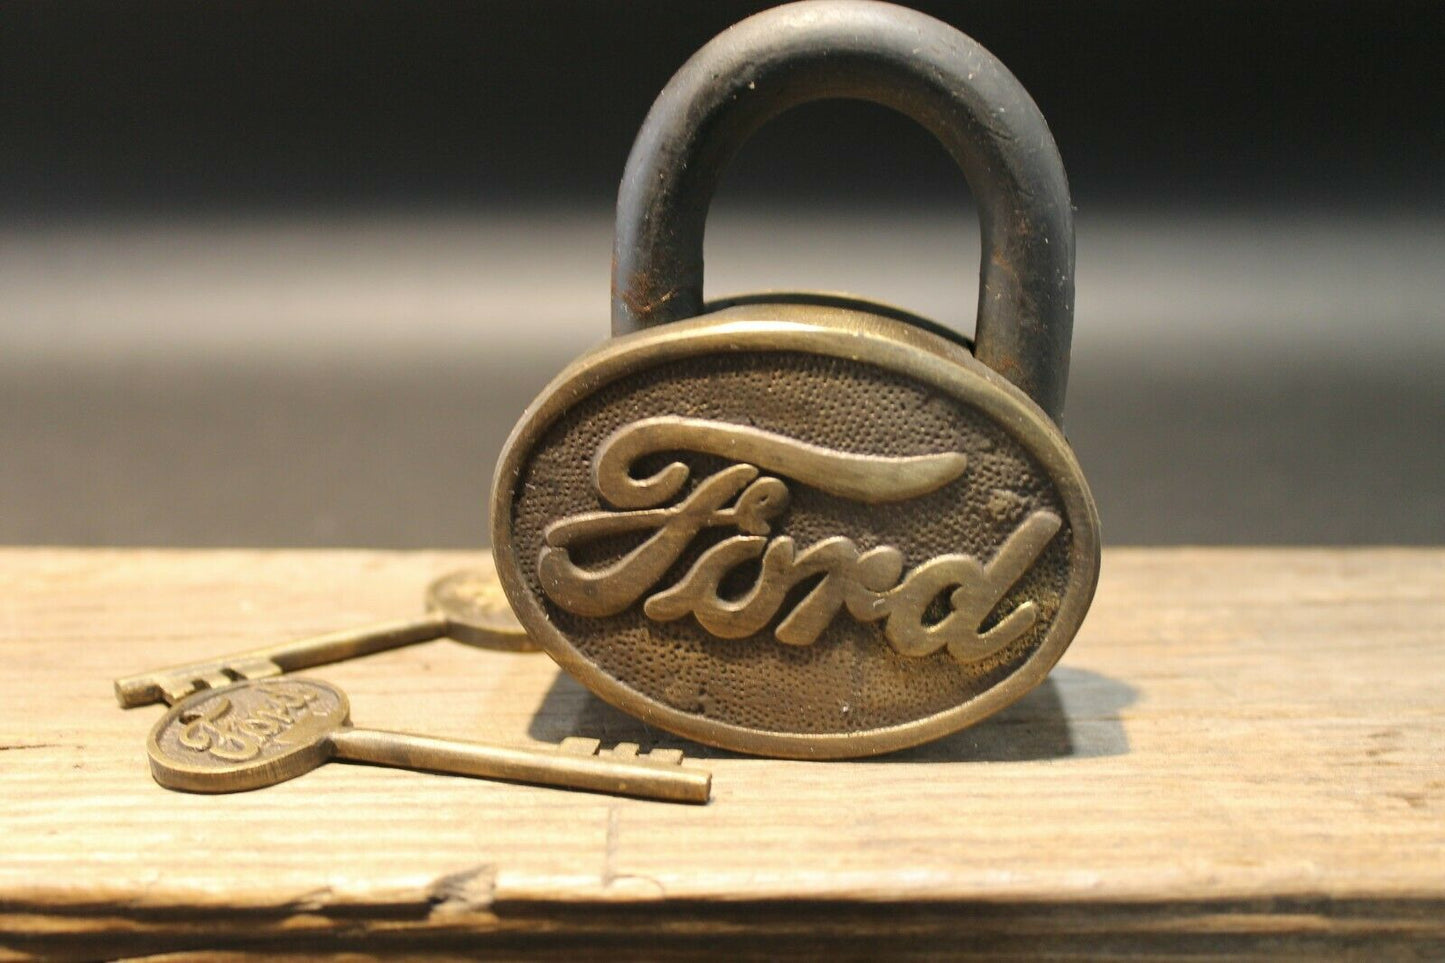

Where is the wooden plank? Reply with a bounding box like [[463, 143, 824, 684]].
[[0, 548, 1441, 959]]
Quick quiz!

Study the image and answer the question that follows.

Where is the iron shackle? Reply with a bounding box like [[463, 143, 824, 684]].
[[611, 0, 1076, 424]]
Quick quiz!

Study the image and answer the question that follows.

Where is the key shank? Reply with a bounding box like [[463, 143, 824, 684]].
[[114, 613, 450, 708], [329, 728, 712, 804]]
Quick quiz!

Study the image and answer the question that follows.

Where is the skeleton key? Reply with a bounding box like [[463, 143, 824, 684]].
[[115, 557, 537, 709], [148, 677, 711, 804]]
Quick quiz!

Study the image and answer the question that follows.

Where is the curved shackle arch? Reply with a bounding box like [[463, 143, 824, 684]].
[[611, 0, 1075, 425]]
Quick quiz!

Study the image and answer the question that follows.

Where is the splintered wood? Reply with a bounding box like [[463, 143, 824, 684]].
[[0, 548, 1441, 959]]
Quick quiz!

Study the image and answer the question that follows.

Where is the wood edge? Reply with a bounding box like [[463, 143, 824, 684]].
[[4, 891, 1443, 960]]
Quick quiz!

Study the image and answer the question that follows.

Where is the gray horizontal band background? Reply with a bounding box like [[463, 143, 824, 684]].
[[4, 208, 1440, 547]]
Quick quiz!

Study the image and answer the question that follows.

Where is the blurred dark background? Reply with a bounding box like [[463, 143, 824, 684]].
[[2, 0, 1442, 546]]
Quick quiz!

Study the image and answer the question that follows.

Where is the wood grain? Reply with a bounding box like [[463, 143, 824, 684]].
[[0, 548, 1441, 959]]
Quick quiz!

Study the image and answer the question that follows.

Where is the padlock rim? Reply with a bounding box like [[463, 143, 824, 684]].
[[491, 303, 1100, 759]]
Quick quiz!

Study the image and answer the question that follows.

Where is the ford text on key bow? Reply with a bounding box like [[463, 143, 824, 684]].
[[177, 681, 323, 762], [538, 417, 1062, 664]]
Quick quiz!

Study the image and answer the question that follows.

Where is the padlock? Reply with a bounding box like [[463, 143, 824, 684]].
[[491, 0, 1100, 758]]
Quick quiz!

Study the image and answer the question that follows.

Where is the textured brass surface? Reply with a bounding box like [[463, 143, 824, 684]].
[[147, 677, 711, 803], [115, 552, 533, 708], [493, 303, 1100, 758]]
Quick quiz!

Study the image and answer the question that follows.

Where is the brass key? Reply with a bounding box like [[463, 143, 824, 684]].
[[147, 677, 711, 804], [115, 556, 536, 708]]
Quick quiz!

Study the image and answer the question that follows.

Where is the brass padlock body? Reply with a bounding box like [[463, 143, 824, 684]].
[[492, 1, 1100, 758]]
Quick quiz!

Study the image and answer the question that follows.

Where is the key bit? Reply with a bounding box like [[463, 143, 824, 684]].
[[146, 677, 711, 805], [559, 737, 688, 767], [115, 555, 535, 708]]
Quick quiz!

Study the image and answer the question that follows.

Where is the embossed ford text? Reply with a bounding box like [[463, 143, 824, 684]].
[[538, 417, 1061, 664]]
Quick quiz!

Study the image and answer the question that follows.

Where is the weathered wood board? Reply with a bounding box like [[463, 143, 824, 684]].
[[0, 548, 1441, 959]]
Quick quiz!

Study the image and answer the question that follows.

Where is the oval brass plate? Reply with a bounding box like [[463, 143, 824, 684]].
[[492, 303, 1100, 758]]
